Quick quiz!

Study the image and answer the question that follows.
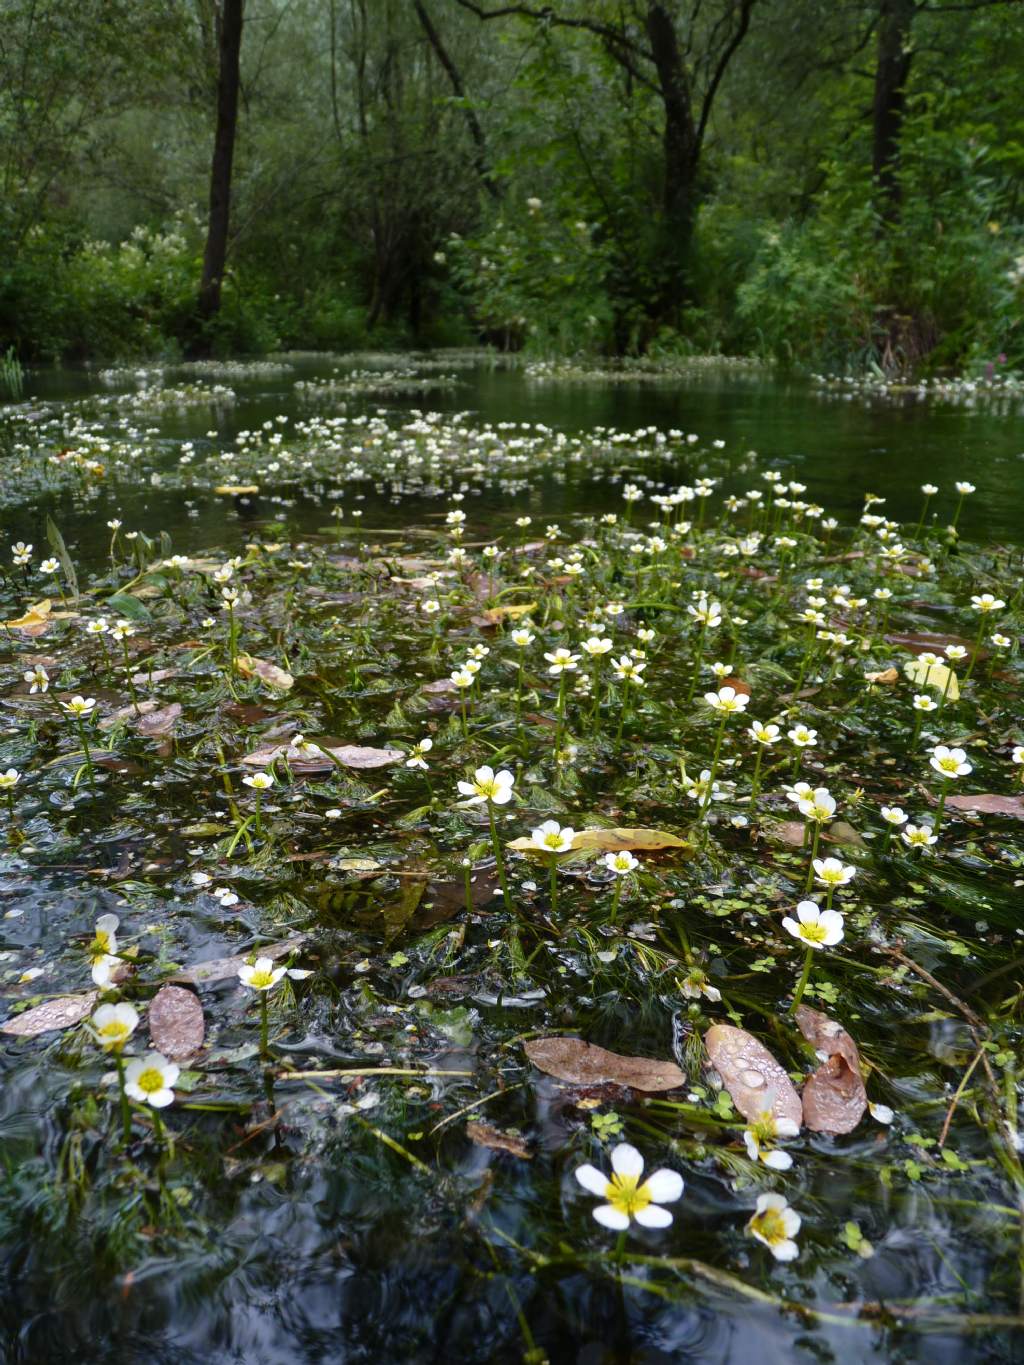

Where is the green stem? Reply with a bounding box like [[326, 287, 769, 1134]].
[[260, 991, 269, 1057], [933, 778, 950, 838], [549, 857, 558, 915], [115, 1053, 132, 1143], [684, 622, 707, 704], [789, 946, 815, 1014], [609, 878, 624, 923], [701, 714, 727, 819], [964, 616, 986, 684], [488, 801, 512, 911], [805, 823, 821, 892], [749, 744, 765, 814]]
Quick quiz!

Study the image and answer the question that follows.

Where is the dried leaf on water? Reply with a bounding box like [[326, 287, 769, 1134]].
[[1, 992, 98, 1037], [148, 984, 205, 1059], [137, 702, 182, 737], [235, 653, 294, 691], [172, 936, 307, 987], [242, 741, 402, 771], [507, 826, 690, 855], [795, 1005, 867, 1135], [903, 658, 960, 700], [704, 1024, 803, 1126], [523, 1037, 685, 1092], [466, 1121, 532, 1158], [943, 793, 1024, 820]]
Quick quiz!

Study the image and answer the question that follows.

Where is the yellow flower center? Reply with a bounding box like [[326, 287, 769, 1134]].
[[606, 1173, 652, 1217], [800, 922, 827, 943], [937, 758, 959, 774], [248, 969, 276, 989], [99, 1022, 129, 1046], [751, 1206, 788, 1245], [542, 833, 564, 849], [476, 779, 499, 799], [136, 1067, 165, 1095]]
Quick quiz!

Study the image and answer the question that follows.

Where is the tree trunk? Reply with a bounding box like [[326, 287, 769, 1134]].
[[645, 2, 700, 320], [197, 0, 244, 327], [872, 0, 915, 224]]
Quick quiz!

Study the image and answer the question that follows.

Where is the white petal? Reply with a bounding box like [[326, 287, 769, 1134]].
[[633, 1204, 673, 1228], [781, 917, 800, 938], [456, 781, 476, 797], [743, 1131, 759, 1161], [869, 1103, 894, 1125], [770, 1239, 799, 1262], [610, 1143, 644, 1179], [796, 901, 820, 925], [755, 1192, 786, 1215], [775, 1118, 800, 1138], [574, 1164, 609, 1197], [149, 1088, 176, 1108], [763, 1150, 793, 1171], [593, 1204, 630, 1231], [781, 1209, 802, 1237], [642, 1169, 683, 1204]]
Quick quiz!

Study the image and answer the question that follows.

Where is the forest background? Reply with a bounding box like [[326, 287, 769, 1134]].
[[2, 0, 1021, 374]]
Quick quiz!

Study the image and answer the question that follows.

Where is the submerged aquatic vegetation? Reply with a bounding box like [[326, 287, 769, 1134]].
[[0, 376, 1022, 1360]]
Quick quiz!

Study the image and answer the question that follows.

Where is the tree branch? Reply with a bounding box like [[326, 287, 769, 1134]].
[[696, 0, 757, 151]]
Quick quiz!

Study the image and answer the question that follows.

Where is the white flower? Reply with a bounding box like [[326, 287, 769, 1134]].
[[913, 693, 938, 712], [955, 481, 975, 495], [881, 805, 907, 826], [124, 1052, 179, 1108], [574, 1142, 683, 1230], [970, 593, 1004, 613], [238, 957, 287, 991], [23, 664, 49, 693], [0, 768, 19, 790], [813, 856, 856, 889], [921, 484, 938, 496], [405, 738, 433, 769], [787, 724, 816, 747], [511, 627, 535, 647], [748, 720, 780, 745], [869, 1102, 895, 1125], [581, 637, 613, 657], [62, 695, 96, 717], [531, 820, 575, 853], [243, 773, 274, 791], [747, 1192, 801, 1261], [902, 822, 938, 849], [705, 686, 748, 714], [782, 900, 844, 948], [90, 1002, 139, 1051], [929, 745, 971, 779], [457, 765, 515, 805], [797, 788, 835, 823], [603, 850, 639, 875], [544, 648, 579, 675], [613, 655, 646, 684], [743, 1111, 800, 1171], [688, 598, 722, 628]]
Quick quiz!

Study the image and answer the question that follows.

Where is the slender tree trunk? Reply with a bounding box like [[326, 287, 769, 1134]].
[[198, 0, 244, 326], [645, 1, 700, 321], [413, 0, 500, 200], [872, 0, 915, 225]]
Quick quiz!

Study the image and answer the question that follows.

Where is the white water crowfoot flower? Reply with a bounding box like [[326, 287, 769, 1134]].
[[457, 765, 515, 806], [457, 766, 515, 910], [124, 1052, 179, 1108], [23, 664, 49, 693], [902, 822, 938, 850], [90, 1002, 139, 1051], [743, 1111, 800, 1171], [705, 685, 748, 715], [747, 1193, 801, 1261], [812, 856, 856, 904], [531, 820, 575, 854], [783, 900, 844, 948], [604, 849, 639, 921], [239, 957, 288, 1056], [929, 744, 971, 836], [574, 1142, 683, 1231], [798, 788, 835, 823], [405, 738, 433, 770]]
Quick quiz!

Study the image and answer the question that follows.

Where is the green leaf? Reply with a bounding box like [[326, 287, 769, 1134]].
[[45, 516, 79, 600]]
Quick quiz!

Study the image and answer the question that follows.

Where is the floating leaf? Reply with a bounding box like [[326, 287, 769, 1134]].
[[235, 653, 294, 691], [242, 742, 402, 771], [795, 1005, 867, 1135], [704, 1024, 802, 1126], [104, 591, 152, 622], [172, 936, 307, 986], [508, 826, 690, 855], [1, 992, 98, 1037], [476, 601, 537, 624], [523, 1037, 685, 1092], [466, 1121, 532, 1158], [45, 516, 79, 600], [214, 484, 260, 496], [148, 985, 205, 1059], [943, 793, 1024, 820], [903, 657, 960, 700], [137, 702, 182, 736]]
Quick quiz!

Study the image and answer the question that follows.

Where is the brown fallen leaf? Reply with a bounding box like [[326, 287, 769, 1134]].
[[148, 984, 205, 1059], [524, 1037, 685, 1092], [942, 793, 1024, 820], [704, 1024, 803, 1126], [507, 826, 690, 855], [886, 630, 977, 656], [137, 702, 182, 737], [241, 741, 402, 771], [795, 1005, 867, 1135], [1, 991, 98, 1037], [771, 820, 865, 849], [236, 653, 294, 691], [214, 484, 259, 496], [171, 935, 307, 987], [474, 602, 537, 625], [720, 677, 752, 696], [466, 1121, 532, 1159], [864, 667, 899, 684]]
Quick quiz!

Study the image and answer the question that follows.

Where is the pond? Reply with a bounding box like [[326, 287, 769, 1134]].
[[0, 354, 1022, 1364]]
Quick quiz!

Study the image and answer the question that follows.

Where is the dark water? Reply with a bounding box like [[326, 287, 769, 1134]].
[[2, 357, 1023, 1365], [10, 357, 1024, 560]]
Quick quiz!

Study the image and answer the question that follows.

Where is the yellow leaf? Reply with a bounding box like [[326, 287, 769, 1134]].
[[903, 658, 960, 700], [5, 599, 52, 628], [214, 484, 260, 496], [507, 825, 691, 855], [479, 601, 537, 624]]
